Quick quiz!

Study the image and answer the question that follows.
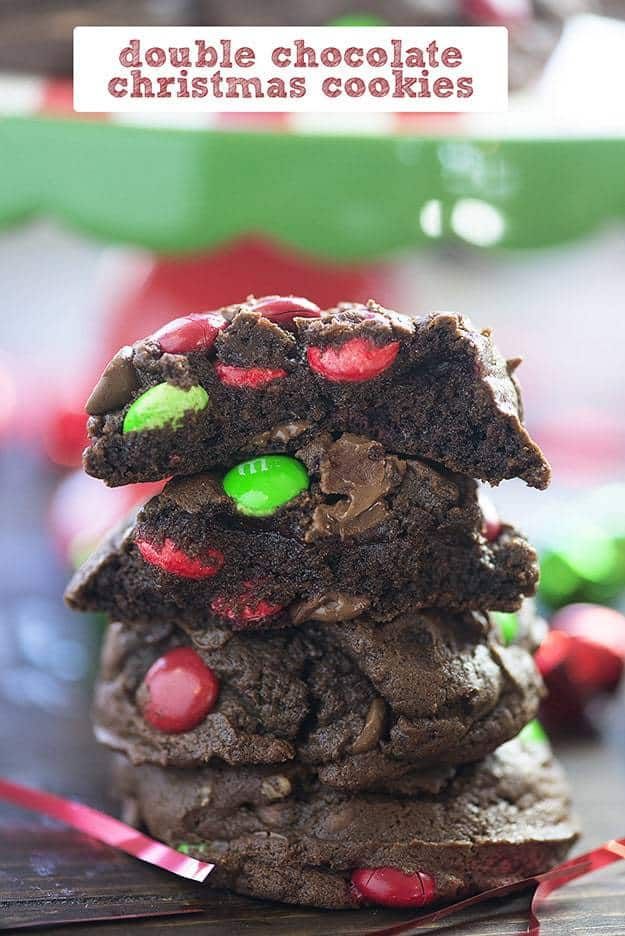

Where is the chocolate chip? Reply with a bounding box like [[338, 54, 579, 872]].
[[186, 626, 232, 651], [306, 434, 405, 540], [351, 697, 386, 754], [323, 804, 355, 833], [247, 420, 312, 448], [289, 592, 371, 626], [197, 784, 213, 806], [260, 775, 292, 801], [256, 804, 290, 827], [85, 346, 139, 415]]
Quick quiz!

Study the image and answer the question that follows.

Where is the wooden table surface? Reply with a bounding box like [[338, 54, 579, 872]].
[[1, 449, 624, 935]]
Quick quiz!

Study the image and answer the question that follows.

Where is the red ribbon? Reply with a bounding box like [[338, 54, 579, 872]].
[[1, 776, 623, 933], [366, 837, 625, 935], [527, 839, 625, 936], [0, 778, 214, 883]]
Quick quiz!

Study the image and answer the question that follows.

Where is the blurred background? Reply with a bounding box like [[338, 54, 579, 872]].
[[1, 3, 625, 925]]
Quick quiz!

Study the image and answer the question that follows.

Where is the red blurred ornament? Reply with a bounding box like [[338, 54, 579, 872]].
[[553, 604, 625, 660], [49, 471, 162, 564], [141, 647, 219, 733], [151, 311, 228, 354], [535, 604, 625, 733], [307, 338, 399, 383], [137, 537, 224, 580], [44, 407, 89, 469], [251, 295, 321, 329], [39, 78, 108, 121], [215, 363, 287, 389], [102, 238, 399, 358], [210, 581, 284, 628], [351, 867, 437, 908]]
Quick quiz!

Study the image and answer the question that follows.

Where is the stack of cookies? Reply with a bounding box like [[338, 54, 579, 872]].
[[66, 297, 577, 910]]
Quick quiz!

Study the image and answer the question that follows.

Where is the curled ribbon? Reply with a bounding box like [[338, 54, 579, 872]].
[[527, 839, 625, 936], [366, 837, 625, 935]]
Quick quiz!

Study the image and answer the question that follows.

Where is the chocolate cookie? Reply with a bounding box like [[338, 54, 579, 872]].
[[113, 735, 577, 909], [83, 300, 549, 489], [66, 435, 539, 628], [3, 1, 584, 91], [93, 604, 544, 787]]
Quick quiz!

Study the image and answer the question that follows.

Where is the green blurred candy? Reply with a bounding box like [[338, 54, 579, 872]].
[[565, 532, 621, 582], [492, 611, 519, 646], [539, 551, 582, 608], [122, 382, 208, 434], [223, 455, 309, 517], [329, 13, 390, 25], [518, 719, 549, 746], [177, 841, 209, 855], [540, 530, 625, 610]]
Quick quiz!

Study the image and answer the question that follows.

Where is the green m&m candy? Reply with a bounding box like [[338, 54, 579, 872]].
[[122, 382, 208, 434], [518, 719, 549, 746], [177, 842, 210, 856], [492, 611, 519, 646], [223, 455, 309, 517], [329, 13, 389, 25]]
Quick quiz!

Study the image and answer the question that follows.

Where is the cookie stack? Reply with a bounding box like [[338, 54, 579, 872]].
[[67, 297, 577, 910]]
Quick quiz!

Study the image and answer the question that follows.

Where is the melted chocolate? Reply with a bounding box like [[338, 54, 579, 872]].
[[86, 346, 139, 415]]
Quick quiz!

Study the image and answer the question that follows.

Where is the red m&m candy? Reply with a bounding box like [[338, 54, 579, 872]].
[[307, 338, 399, 383], [251, 295, 321, 329], [151, 311, 228, 354], [210, 581, 284, 628], [140, 647, 219, 733], [137, 537, 224, 579], [351, 867, 436, 908], [215, 363, 287, 389]]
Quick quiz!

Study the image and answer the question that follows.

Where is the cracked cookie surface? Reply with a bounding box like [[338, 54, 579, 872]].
[[84, 301, 550, 489], [94, 603, 544, 787], [67, 434, 539, 629]]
